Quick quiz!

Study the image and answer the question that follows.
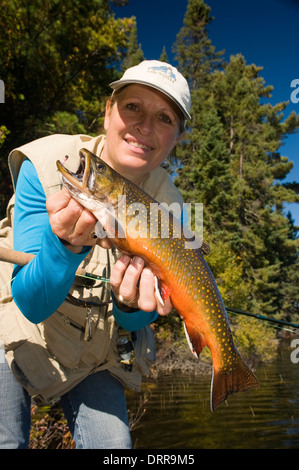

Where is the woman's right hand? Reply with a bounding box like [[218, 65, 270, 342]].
[[110, 254, 173, 316], [46, 188, 113, 253]]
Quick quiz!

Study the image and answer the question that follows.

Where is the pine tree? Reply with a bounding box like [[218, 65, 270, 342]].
[[159, 46, 169, 63], [121, 18, 144, 70], [174, 0, 299, 351], [210, 55, 299, 319], [173, 0, 224, 89]]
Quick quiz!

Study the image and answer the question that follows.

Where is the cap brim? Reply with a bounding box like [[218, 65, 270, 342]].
[[110, 79, 191, 121]]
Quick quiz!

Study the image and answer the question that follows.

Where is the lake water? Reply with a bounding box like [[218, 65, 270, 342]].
[[127, 340, 299, 449]]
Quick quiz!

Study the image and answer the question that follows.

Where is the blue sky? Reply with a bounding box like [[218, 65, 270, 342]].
[[112, 0, 299, 226]]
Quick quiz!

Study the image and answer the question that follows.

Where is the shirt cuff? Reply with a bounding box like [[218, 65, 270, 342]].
[[112, 294, 159, 332]]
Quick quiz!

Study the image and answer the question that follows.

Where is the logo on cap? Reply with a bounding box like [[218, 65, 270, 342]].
[[147, 66, 176, 82]]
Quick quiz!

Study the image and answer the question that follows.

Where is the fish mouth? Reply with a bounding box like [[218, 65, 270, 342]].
[[56, 150, 93, 195]]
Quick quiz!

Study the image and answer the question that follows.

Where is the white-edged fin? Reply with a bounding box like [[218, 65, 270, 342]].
[[154, 276, 164, 306], [183, 322, 199, 358], [210, 368, 214, 412]]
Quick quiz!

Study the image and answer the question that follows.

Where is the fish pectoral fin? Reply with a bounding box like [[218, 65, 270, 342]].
[[154, 276, 164, 306], [155, 276, 170, 307], [183, 322, 207, 358], [154, 277, 171, 307]]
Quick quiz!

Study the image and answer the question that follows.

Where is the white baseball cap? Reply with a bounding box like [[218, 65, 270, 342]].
[[109, 60, 191, 121]]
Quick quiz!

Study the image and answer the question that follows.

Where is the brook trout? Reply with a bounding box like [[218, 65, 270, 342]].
[[57, 148, 258, 411]]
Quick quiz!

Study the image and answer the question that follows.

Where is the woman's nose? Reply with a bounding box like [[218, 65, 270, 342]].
[[135, 113, 154, 135]]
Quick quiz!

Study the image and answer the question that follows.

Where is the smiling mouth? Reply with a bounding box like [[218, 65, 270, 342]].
[[125, 138, 154, 152]]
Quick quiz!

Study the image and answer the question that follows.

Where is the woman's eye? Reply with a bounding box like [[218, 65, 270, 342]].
[[127, 103, 139, 112], [159, 113, 172, 124]]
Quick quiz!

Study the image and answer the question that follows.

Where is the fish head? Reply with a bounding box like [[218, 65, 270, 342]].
[[56, 148, 125, 213]]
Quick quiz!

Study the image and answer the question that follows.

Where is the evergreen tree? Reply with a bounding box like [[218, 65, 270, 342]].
[[0, 0, 134, 216], [159, 46, 169, 63], [173, 0, 224, 89], [209, 55, 299, 319], [121, 17, 144, 71], [174, 0, 299, 354]]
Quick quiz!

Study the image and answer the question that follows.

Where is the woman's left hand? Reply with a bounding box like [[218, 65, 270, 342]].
[[110, 254, 172, 316]]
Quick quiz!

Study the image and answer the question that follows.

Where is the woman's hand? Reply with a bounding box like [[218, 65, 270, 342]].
[[110, 254, 172, 316], [46, 188, 113, 253], [47, 190, 172, 315]]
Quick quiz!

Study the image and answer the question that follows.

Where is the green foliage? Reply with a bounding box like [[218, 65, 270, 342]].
[[121, 17, 144, 70], [173, 0, 299, 350], [0, 126, 10, 148], [0, 0, 133, 138], [41, 111, 87, 136], [30, 405, 75, 449], [159, 46, 169, 63], [231, 316, 278, 362], [206, 241, 251, 309], [173, 0, 224, 89], [0, 0, 135, 216]]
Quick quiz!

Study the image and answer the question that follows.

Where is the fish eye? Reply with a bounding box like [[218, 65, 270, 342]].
[[97, 163, 105, 171]]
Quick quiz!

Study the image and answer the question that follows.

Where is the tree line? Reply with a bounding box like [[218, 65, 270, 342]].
[[0, 0, 298, 358]]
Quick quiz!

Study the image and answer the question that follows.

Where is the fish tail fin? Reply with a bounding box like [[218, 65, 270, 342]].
[[211, 352, 259, 411]]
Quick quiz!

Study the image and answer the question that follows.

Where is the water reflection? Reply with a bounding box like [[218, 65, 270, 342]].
[[127, 341, 299, 449]]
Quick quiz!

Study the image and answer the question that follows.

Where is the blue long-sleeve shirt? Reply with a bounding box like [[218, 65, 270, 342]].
[[12, 159, 158, 330]]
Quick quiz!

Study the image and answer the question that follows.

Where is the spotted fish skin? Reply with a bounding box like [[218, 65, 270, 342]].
[[57, 148, 259, 411]]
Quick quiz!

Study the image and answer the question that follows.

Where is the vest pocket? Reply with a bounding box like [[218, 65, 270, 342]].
[[12, 340, 62, 392], [42, 311, 88, 369], [41, 307, 114, 370]]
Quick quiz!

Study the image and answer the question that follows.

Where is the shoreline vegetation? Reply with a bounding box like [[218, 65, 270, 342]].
[[29, 324, 267, 449], [29, 338, 212, 449]]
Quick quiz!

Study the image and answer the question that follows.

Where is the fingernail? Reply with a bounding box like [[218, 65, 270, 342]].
[[132, 256, 144, 267], [120, 254, 130, 264]]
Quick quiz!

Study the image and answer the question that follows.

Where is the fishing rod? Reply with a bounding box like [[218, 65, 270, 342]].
[[1, 246, 298, 331], [226, 306, 299, 332], [0, 246, 109, 282]]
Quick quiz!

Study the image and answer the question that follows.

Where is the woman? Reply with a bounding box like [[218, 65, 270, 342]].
[[0, 60, 191, 448]]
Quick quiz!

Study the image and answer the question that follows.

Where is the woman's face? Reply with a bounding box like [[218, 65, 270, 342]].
[[102, 84, 183, 184]]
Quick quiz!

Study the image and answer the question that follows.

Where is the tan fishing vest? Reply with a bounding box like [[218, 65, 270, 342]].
[[0, 133, 184, 405]]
